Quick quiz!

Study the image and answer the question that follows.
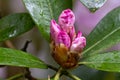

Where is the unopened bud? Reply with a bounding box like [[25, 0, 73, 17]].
[[58, 9, 75, 33], [50, 9, 86, 69], [50, 20, 61, 40], [69, 26, 76, 41], [55, 31, 71, 48], [70, 31, 86, 52]]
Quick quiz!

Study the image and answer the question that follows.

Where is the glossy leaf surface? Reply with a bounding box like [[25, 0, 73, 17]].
[[83, 7, 120, 58], [83, 51, 120, 72], [0, 48, 47, 68], [23, 0, 72, 41], [80, 0, 107, 12], [0, 13, 34, 42]]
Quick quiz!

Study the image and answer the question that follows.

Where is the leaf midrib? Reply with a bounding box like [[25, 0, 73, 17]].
[[46, 0, 54, 19], [0, 54, 44, 65], [82, 62, 120, 64], [83, 26, 120, 55]]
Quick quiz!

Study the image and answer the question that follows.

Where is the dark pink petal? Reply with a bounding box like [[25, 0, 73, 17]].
[[69, 26, 76, 40], [70, 31, 86, 52], [58, 9, 75, 32], [50, 20, 61, 40], [55, 31, 71, 48]]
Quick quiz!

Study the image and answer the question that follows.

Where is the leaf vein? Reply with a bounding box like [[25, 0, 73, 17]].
[[83, 26, 120, 55], [46, 0, 54, 19]]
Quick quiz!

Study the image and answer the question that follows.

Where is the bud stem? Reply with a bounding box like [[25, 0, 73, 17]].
[[54, 67, 63, 80], [67, 72, 81, 80]]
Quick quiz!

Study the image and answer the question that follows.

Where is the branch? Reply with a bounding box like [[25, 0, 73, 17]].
[[21, 40, 32, 51], [21, 40, 37, 80], [5, 40, 15, 49]]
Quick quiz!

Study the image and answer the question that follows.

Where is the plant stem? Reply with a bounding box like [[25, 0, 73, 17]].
[[78, 62, 88, 65], [5, 40, 15, 49], [54, 67, 62, 80], [4, 40, 81, 80], [21, 40, 32, 52], [47, 64, 81, 80], [21, 40, 37, 80], [62, 70, 81, 80], [7, 73, 24, 80], [48, 75, 51, 80], [47, 64, 58, 71], [67, 72, 81, 80]]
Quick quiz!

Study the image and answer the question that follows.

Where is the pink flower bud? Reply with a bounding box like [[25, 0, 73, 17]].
[[70, 31, 86, 52], [50, 20, 61, 40], [50, 9, 86, 69], [55, 31, 71, 48], [69, 26, 76, 40], [58, 9, 75, 32]]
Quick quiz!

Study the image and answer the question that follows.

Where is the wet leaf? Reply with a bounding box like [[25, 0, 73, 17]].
[[83, 7, 120, 58], [80, 0, 107, 12], [83, 51, 120, 72], [0, 48, 47, 68], [22, 0, 72, 41], [0, 13, 34, 42]]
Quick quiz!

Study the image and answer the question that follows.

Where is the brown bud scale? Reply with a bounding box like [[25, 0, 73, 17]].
[[50, 42, 82, 69]]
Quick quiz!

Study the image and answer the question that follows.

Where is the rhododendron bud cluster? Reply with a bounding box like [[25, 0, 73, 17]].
[[50, 9, 86, 69]]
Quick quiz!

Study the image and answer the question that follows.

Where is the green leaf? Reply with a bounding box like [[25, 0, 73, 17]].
[[82, 51, 120, 72], [0, 48, 47, 69], [22, 0, 72, 41], [72, 65, 107, 80], [0, 13, 34, 42], [83, 7, 120, 58], [80, 0, 107, 12]]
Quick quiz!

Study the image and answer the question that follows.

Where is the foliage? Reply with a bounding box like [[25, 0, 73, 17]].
[[0, 48, 47, 68], [83, 6, 120, 58], [80, 0, 107, 12], [83, 51, 120, 72], [0, 0, 120, 80], [22, 0, 72, 41], [0, 13, 34, 42]]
